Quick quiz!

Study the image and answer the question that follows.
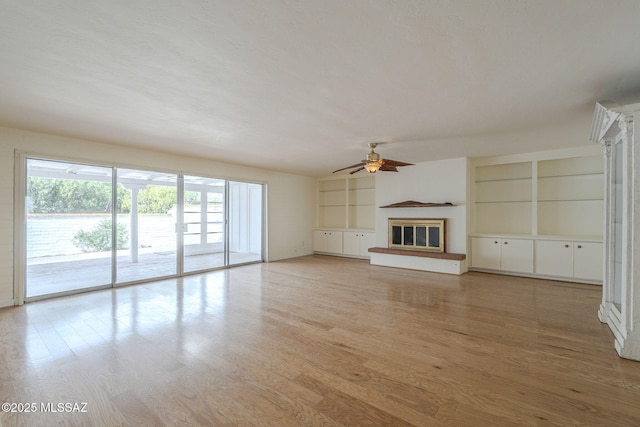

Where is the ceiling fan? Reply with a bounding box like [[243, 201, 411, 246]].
[[332, 142, 414, 174]]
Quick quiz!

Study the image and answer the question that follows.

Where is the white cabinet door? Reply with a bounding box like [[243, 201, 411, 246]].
[[342, 232, 360, 256], [326, 231, 343, 254], [501, 239, 534, 273], [574, 242, 603, 281], [343, 232, 375, 257], [313, 230, 343, 254], [313, 230, 327, 252], [471, 237, 501, 270], [535, 240, 573, 277]]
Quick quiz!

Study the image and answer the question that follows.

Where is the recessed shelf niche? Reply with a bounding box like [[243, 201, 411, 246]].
[[474, 161, 532, 234], [318, 179, 347, 228], [472, 154, 604, 238], [317, 175, 375, 230], [348, 176, 375, 229], [537, 156, 604, 237]]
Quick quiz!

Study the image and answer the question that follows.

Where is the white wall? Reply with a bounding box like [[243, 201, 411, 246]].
[[0, 126, 315, 306], [375, 157, 468, 254]]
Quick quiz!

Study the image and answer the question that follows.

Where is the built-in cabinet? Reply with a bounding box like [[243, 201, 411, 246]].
[[471, 236, 602, 281], [312, 230, 343, 254], [312, 229, 376, 258], [471, 237, 533, 273], [534, 240, 603, 281], [470, 150, 605, 284], [315, 175, 375, 259], [343, 231, 376, 257]]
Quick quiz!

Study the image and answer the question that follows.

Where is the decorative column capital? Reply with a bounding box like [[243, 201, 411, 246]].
[[601, 139, 612, 158], [618, 113, 634, 139]]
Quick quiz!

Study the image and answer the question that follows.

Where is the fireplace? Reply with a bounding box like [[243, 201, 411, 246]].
[[388, 218, 445, 253]]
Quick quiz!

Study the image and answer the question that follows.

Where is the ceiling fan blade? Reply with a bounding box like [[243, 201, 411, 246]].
[[379, 165, 399, 172], [381, 159, 414, 167], [349, 167, 366, 174], [332, 162, 366, 173]]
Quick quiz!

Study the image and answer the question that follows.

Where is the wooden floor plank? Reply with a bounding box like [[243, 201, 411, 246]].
[[0, 254, 639, 426]]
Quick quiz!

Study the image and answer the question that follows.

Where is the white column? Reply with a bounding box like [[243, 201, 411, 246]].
[[122, 183, 146, 264], [130, 187, 139, 263], [200, 190, 207, 246]]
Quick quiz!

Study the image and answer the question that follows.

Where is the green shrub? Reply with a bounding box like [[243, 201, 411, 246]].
[[73, 220, 129, 253]]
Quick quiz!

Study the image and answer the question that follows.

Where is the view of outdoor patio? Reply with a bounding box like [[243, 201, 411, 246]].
[[25, 159, 263, 299]]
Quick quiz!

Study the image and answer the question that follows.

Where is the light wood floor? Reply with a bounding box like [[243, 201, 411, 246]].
[[1, 255, 639, 426]]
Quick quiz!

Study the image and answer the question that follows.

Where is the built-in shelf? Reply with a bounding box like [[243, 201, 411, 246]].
[[475, 200, 531, 204], [474, 177, 532, 183], [538, 198, 603, 202], [317, 175, 375, 230], [538, 172, 603, 179], [472, 155, 604, 237], [537, 156, 604, 237], [467, 149, 608, 285]]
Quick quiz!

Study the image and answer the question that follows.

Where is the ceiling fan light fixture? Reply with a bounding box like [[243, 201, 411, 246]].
[[331, 142, 413, 175], [364, 160, 381, 173]]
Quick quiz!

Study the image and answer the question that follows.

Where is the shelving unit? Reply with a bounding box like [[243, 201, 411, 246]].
[[537, 156, 604, 237], [318, 179, 346, 229], [315, 175, 376, 258], [474, 161, 532, 234], [470, 151, 605, 284], [348, 176, 375, 229]]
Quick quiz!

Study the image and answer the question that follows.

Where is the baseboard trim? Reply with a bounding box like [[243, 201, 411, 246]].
[[0, 299, 15, 308]]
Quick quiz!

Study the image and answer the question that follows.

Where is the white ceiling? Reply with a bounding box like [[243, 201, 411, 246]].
[[1, 1, 640, 176]]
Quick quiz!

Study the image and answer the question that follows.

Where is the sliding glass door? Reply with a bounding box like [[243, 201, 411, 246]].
[[26, 159, 114, 298], [24, 158, 263, 300], [183, 176, 226, 273], [116, 169, 178, 283]]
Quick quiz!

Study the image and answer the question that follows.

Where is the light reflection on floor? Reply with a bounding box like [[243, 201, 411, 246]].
[[26, 251, 261, 298], [17, 266, 266, 372]]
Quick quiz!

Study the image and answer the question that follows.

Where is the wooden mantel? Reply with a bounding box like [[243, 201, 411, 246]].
[[368, 247, 466, 261], [379, 200, 454, 208]]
